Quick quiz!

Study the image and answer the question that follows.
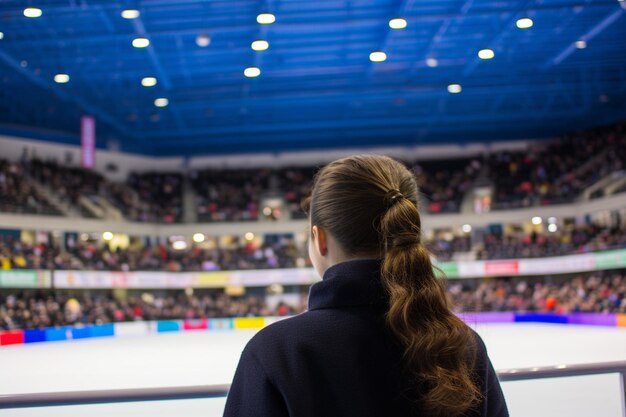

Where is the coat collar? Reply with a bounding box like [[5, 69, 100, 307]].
[[308, 259, 387, 311]]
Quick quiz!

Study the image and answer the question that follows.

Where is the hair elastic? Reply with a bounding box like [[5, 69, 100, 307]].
[[385, 189, 404, 208]]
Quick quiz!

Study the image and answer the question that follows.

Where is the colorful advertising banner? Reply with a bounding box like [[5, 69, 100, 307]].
[[5, 249, 626, 290], [52, 268, 321, 289], [438, 249, 626, 279]]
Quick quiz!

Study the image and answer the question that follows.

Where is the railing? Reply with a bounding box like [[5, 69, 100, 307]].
[[0, 384, 230, 409], [2, 361, 625, 413], [497, 360, 626, 383]]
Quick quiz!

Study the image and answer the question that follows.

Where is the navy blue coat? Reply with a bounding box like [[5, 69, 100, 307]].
[[223, 259, 508, 417]]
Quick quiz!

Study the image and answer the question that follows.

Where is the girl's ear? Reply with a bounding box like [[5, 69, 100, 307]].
[[311, 225, 328, 256]]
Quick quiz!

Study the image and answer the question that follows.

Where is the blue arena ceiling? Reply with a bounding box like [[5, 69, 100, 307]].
[[0, 0, 626, 156]]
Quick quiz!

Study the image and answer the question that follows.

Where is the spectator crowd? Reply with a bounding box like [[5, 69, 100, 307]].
[[2, 123, 626, 331], [1, 221, 624, 272], [450, 271, 626, 315], [477, 223, 626, 260], [0, 160, 62, 216], [2, 270, 624, 330], [1, 122, 624, 223], [488, 122, 626, 209], [0, 235, 306, 272]]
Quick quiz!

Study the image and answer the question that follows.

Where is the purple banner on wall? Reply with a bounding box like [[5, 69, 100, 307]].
[[568, 313, 616, 326], [458, 312, 515, 324], [81, 115, 96, 169]]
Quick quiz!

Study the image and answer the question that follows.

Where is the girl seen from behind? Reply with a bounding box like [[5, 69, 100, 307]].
[[224, 154, 508, 417]]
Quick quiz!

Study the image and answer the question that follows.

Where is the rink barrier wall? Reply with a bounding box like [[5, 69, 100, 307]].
[[1, 313, 626, 347]]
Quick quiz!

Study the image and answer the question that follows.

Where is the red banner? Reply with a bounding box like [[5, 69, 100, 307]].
[[81, 115, 96, 168], [0, 330, 24, 346]]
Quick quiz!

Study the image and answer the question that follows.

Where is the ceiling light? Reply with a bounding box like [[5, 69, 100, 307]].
[[369, 51, 387, 62], [192, 233, 205, 243], [244, 67, 261, 77], [54, 74, 70, 84], [389, 18, 407, 29], [141, 76, 157, 87], [257, 13, 275, 24], [548, 224, 558, 233], [478, 48, 495, 59], [548, 217, 557, 224], [516, 18, 533, 29], [462, 224, 472, 233], [251, 40, 269, 51], [121, 9, 140, 19], [102, 232, 113, 241], [426, 57, 438, 67], [575, 40, 587, 49], [245, 232, 255, 241], [132, 37, 150, 48], [447, 84, 462, 94], [154, 98, 169, 107], [24, 8, 42, 18], [196, 34, 211, 47], [531, 216, 542, 225]]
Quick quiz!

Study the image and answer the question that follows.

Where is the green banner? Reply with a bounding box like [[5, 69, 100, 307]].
[[0, 270, 50, 288], [434, 262, 459, 278], [593, 249, 626, 270]]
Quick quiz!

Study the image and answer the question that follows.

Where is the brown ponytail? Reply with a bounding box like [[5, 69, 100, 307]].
[[307, 155, 480, 416], [380, 196, 480, 416]]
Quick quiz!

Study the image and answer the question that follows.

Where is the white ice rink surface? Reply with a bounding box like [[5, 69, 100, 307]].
[[1, 323, 626, 416]]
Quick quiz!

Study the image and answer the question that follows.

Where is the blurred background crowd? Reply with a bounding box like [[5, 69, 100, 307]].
[[2, 270, 624, 330], [2, 123, 624, 222]]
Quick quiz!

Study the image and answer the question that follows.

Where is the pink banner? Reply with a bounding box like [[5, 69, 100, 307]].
[[183, 319, 208, 330], [484, 260, 519, 276], [81, 115, 96, 168]]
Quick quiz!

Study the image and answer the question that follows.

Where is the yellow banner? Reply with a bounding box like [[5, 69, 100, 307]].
[[194, 272, 230, 287], [233, 317, 266, 329]]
